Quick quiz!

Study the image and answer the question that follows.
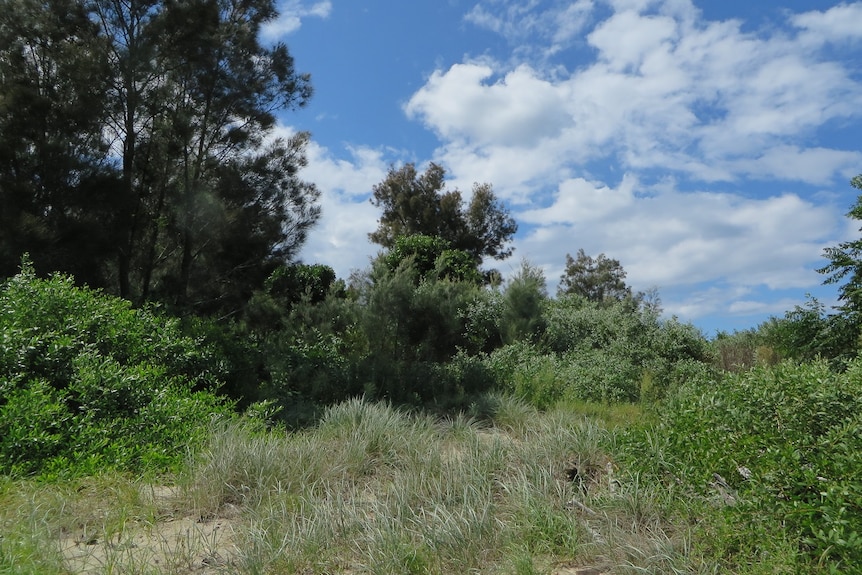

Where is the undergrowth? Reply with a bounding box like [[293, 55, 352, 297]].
[[2, 397, 695, 574]]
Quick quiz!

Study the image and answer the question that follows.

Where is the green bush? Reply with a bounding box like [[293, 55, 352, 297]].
[[484, 342, 563, 409], [0, 263, 231, 478], [483, 297, 713, 407], [264, 329, 359, 407], [628, 360, 862, 572]]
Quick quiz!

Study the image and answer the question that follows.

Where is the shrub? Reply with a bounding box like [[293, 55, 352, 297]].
[[0, 263, 231, 478], [628, 360, 862, 571]]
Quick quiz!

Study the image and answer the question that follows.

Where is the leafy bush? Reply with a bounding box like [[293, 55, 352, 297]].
[[461, 289, 505, 353], [483, 296, 714, 406], [264, 329, 359, 407], [484, 342, 563, 409], [381, 234, 482, 284], [759, 297, 859, 368], [0, 263, 231, 477], [628, 360, 862, 572]]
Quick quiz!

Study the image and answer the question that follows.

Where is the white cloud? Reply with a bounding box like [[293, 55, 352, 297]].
[[587, 10, 679, 72], [791, 2, 862, 46], [465, 0, 594, 55], [515, 175, 841, 299], [734, 147, 862, 184], [404, 63, 571, 147], [410, 1, 862, 194], [260, 0, 331, 42], [287, 132, 391, 277]]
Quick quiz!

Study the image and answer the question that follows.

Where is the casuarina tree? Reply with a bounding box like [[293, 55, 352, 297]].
[[0, 0, 321, 317], [558, 249, 633, 303]]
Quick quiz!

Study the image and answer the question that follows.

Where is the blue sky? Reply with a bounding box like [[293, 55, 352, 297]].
[[264, 0, 862, 335]]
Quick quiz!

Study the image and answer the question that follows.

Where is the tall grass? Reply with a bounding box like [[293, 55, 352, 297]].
[[1, 396, 723, 574]]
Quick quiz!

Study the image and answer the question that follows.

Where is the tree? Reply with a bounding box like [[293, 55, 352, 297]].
[[501, 260, 548, 344], [819, 175, 862, 317], [369, 162, 517, 264], [0, 0, 115, 284], [558, 249, 633, 303], [92, 0, 318, 311], [0, 0, 320, 317], [381, 234, 482, 284]]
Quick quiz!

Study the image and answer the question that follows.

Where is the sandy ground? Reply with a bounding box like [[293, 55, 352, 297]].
[[57, 484, 610, 574], [59, 486, 239, 574]]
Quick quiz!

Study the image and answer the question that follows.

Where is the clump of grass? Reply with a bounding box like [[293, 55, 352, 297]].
[[0, 478, 67, 574]]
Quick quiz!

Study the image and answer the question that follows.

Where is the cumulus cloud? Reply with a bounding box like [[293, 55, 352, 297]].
[[404, 63, 572, 148], [272, 127, 391, 278], [260, 0, 331, 42], [791, 2, 862, 46], [409, 3, 862, 192], [516, 176, 838, 293]]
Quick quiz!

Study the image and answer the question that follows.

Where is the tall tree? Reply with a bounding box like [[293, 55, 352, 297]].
[[0, 0, 320, 316], [369, 162, 517, 264], [558, 249, 633, 303], [0, 0, 114, 284], [92, 0, 317, 310]]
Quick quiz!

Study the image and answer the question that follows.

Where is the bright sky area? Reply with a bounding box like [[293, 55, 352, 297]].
[[263, 0, 862, 335]]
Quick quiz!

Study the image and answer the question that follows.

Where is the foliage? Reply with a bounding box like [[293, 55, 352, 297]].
[[241, 254, 494, 418], [484, 294, 715, 405], [353, 260, 490, 404], [381, 234, 482, 284], [627, 360, 862, 572], [178, 316, 269, 409], [557, 249, 633, 303], [0, 0, 320, 317], [461, 289, 506, 353], [500, 260, 548, 345], [264, 330, 357, 408], [0, 0, 113, 285], [759, 296, 859, 368], [711, 328, 772, 372], [369, 162, 517, 264], [819, 174, 862, 316], [244, 262, 342, 332], [484, 342, 564, 409], [0, 263, 231, 477]]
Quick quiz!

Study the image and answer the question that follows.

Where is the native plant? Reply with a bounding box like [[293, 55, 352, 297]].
[[627, 360, 862, 572], [0, 261, 231, 478]]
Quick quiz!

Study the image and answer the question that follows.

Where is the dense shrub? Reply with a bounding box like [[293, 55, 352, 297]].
[[0, 263, 231, 477], [759, 297, 859, 368], [628, 360, 862, 572], [483, 296, 714, 406], [484, 341, 563, 409]]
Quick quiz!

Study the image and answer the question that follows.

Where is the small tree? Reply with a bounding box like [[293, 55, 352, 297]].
[[501, 260, 548, 344], [558, 249, 633, 303]]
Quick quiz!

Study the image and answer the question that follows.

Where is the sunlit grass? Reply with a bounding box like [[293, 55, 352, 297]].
[[0, 396, 737, 575]]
